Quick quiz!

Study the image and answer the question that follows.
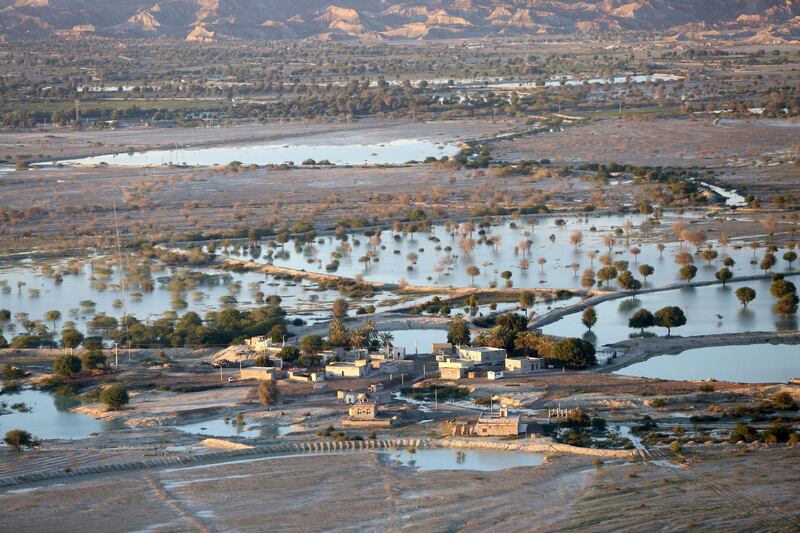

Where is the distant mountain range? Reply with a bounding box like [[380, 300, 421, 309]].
[[1, 0, 799, 42]]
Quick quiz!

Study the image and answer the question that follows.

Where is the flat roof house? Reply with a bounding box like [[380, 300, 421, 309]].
[[473, 406, 526, 437], [239, 366, 276, 381], [325, 360, 369, 378], [457, 346, 507, 364], [505, 357, 544, 374]]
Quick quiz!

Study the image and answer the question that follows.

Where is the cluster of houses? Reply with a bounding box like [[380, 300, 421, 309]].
[[433, 343, 543, 381]]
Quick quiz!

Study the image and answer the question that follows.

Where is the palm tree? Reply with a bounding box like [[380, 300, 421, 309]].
[[378, 332, 394, 348], [363, 319, 377, 343]]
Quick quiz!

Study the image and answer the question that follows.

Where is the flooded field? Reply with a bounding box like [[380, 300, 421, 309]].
[[384, 329, 448, 354], [210, 212, 783, 290], [53, 139, 460, 167], [614, 344, 800, 383], [542, 278, 799, 348], [0, 388, 122, 440]]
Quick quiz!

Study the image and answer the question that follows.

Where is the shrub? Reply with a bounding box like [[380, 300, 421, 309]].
[[53, 355, 82, 378], [99, 385, 129, 410]]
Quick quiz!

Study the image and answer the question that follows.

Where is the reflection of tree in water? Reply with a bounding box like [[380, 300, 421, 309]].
[[456, 450, 466, 464], [737, 307, 756, 326], [627, 331, 655, 340], [53, 394, 79, 412], [618, 297, 641, 314], [776, 315, 799, 331], [582, 330, 597, 345]]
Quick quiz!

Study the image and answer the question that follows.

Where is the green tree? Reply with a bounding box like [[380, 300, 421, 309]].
[[466, 265, 480, 285], [45, 310, 61, 332], [300, 334, 324, 356], [447, 315, 471, 346], [760, 252, 776, 273], [53, 354, 81, 378], [770, 279, 796, 298], [61, 328, 84, 351], [548, 338, 596, 369], [679, 264, 697, 284], [638, 264, 654, 282], [596, 266, 617, 288], [4, 429, 34, 453], [774, 293, 799, 318], [100, 385, 129, 410], [654, 306, 687, 336], [628, 308, 655, 334], [735, 286, 757, 308], [82, 348, 107, 370], [784, 251, 797, 269], [617, 271, 641, 292], [278, 346, 301, 364], [581, 307, 597, 330], [327, 318, 349, 347], [518, 291, 535, 317], [715, 267, 733, 287]]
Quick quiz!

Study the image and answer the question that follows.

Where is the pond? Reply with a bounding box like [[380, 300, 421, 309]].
[[0, 388, 122, 440], [384, 329, 448, 354], [52, 139, 459, 167], [208, 212, 781, 290], [542, 278, 799, 348], [614, 344, 800, 383], [382, 447, 544, 471], [169, 418, 295, 439]]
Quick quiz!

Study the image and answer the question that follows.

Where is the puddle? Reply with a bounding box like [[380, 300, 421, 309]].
[[0, 388, 123, 440], [381, 448, 544, 472], [169, 418, 295, 439]]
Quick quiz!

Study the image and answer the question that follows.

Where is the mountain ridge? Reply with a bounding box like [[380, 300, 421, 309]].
[[0, 0, 798, 41]]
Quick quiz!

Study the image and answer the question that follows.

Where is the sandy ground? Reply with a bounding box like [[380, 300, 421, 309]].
[[0, 451, 595, 532], [1, 445, 797, 532], [491, 117, 800, 167]]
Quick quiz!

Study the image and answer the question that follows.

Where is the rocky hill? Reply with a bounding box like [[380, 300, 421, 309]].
[[1, 0, 798, 42]]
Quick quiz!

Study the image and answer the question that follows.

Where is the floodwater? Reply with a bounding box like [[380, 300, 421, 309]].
[[383, 447, 544, 471], [169, 418, 294, 439], [210, 212, 783, 290], [0, 258, 428, 335], [385, 329, 448, 354], [542, 278, 798, 347], [614, 344, 800, 383], [0, 388, 122, 440], [53, 139, 459, 167]]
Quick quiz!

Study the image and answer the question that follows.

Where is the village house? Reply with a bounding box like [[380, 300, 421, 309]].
[[369, 359, 401, 375], [325, 360, 369, 378], [239, 366, 276, 381], [287, 370, 324, 383], [432, 343, 455, 356], [370, 346, 407, 361], [457, 346, 507, 364], [505, 357, 544, 374], [244, 335, 282, 354], [437, 358, 475, 380], [472, 406, 526, 437], [348, 393, 378, 420]]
